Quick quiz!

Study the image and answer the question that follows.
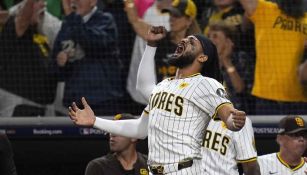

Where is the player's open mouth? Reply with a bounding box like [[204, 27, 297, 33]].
[[173, 42, 185, 57]]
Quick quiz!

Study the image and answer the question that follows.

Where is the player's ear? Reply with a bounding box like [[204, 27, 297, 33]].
[[197, 55, 208, 63], [276, 135, 282, 145]]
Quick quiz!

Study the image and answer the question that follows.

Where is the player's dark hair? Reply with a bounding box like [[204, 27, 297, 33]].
[[193, 34, 223, 83], [277, 0, 305, 19]]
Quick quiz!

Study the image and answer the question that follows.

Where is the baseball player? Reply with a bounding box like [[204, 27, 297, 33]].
[[258, 115, 307, 175], [202, 118, 259, 175], [135, 26, 260, 175], [68, 26, 246, 175]]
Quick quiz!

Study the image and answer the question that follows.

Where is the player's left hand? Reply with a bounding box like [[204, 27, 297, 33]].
[[68, 97, 96, 127], [231, 109, 246, 131]]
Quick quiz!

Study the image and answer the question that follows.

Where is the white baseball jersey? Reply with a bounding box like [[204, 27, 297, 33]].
[[144, 73, 230, 168], [258, 153, 307, 175], [202, 117, 257, 175]]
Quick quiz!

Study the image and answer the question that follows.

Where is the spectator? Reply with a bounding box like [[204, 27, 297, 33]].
[[51, 0, 124, 115], [239, 0, 307, 115], [0, 134, 17, 175], [0, 0, 57, 117], [125, 0, 171, 105], [102, 0, 142, 115], [202, 0, 244, 35], [201, 0, 255, 53], [258, 115, 307, 174], [85, 113, 148, 175], [4, 0, 62, 49], [208, 22, 255, 114]]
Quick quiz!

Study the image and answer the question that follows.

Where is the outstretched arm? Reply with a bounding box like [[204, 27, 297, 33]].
[[94, 112, 148, 139], [68, 97, 148, 139], [124, 0, 151, 40]]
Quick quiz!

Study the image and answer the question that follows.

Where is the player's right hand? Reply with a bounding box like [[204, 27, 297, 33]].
[[231, 110, 246, 131], [146, 26, 167, 46], [68, 97, 96, 127]]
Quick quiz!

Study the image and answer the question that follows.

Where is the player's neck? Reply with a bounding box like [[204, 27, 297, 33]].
[[278, 151, 303, 167], [175, 66, 201, 79], [116, 149, 138, 170]]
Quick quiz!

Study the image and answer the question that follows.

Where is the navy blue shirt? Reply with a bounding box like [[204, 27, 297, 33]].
[[51, 9, 123, 106]]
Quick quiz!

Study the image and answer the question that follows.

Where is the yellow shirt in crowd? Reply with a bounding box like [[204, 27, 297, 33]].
[[249, 0, 307, 102]]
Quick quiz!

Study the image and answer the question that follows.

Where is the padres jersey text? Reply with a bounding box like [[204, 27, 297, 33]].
[[145, 73, 230, 165]]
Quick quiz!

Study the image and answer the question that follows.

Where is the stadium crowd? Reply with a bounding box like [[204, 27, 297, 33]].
[[0, 0, 306, 117]]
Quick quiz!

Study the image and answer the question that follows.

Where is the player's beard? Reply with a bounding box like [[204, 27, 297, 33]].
[[277, 0, 304, 18], [167, 52, 196, 68]]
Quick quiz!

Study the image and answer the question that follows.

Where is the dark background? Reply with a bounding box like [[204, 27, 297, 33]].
[[11, 136, 148, 175], [9, 134, 278, 175]]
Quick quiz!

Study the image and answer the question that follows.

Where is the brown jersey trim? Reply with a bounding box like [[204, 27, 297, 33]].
[[237, 157, 257, 163], [277, 152, 305, 171]]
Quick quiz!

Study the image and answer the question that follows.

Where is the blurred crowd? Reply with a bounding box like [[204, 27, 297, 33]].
[[0, 0, 307, 117]]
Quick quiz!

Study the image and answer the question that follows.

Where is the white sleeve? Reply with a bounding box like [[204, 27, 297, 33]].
[[192, 78, 231, 119], [235, 117, 258, 162], [136, 45, 157, 102], [93, 111, 149, 139]]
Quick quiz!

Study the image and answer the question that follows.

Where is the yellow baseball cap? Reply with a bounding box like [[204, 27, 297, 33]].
[[161, 0, 197, 19]]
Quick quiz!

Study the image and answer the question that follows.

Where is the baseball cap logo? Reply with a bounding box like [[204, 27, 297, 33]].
[[295, 117, 304, 127]]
